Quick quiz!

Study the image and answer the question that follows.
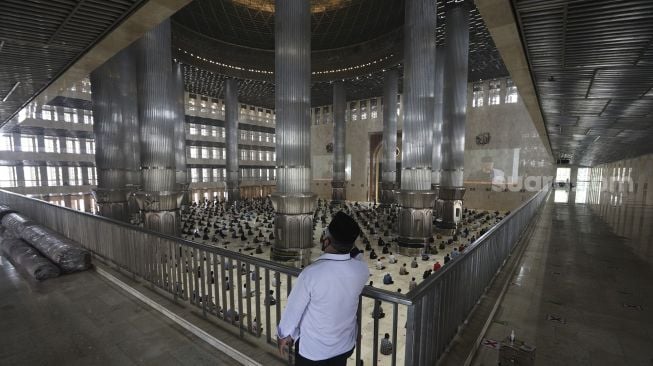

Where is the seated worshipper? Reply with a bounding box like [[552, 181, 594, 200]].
[[421, 252, 430, 261], [409, 277, 417, 292], [433, 261, 442, 272], [277, 211, 368, 365], [255, 244, 264, 254], [444, 254, 451, 264], [422, 270, 430, 280], [376, 258, 386, 270], [452, 247, 460, 258], [365, 242, 372, 251], [371, 302, 386, 319], [369, 249, 378, 260], [410, 257, 418, 268], [264, 290, 276, 306], [380, 333, 393, 356], [383, 272, 394, 285], [388, 252, 397, 264], [381, 245, 390, 255], [399, 263, 409, 275]]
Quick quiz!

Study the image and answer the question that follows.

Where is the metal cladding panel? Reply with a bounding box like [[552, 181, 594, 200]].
[[332, 81, 346, 182], [432, 47, 445, 186], [441, 6, 469, 188], [135, 19, 176, 192], [173, 62, 188, 185], [401, 0, 436, 191], [275, 0, 311, 193], [382, 69, 399, 184], [118, 46, 141, 187], [225, 78, 240, 184], [90, 50, 127, 190]]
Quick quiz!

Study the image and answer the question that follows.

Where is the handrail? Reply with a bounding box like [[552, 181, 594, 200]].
[[407, 188, 545, 301], [0, 187, 548, 365]]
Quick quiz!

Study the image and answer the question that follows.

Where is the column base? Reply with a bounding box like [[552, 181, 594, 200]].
[[93, 188, 132, 222], [396, 190, 437, 256], [142, 210, 181, 236], [435, 187, 466, 230], [269, 192, 317, 264], [133, 191, 184, 236], [331, 180, 346, 202], [379, 181, 397, 207], [226, 181, 241, 202]]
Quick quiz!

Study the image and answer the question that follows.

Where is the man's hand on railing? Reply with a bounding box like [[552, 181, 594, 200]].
[[277, 335, 294, 357]]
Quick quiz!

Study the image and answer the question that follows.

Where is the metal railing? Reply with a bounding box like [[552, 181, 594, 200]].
[[0, 187, 548, 365]]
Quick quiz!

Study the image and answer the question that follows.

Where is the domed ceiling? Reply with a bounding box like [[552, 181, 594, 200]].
[[172, 0, 509, 108], [173, 0, 405, 51]]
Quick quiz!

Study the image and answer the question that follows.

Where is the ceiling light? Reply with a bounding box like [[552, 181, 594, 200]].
[[2, 81, 20, 102]]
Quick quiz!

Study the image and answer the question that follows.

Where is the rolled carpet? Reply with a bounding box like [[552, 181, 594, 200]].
[[0, 236, 60, 281], [20, 225, 91, 273]]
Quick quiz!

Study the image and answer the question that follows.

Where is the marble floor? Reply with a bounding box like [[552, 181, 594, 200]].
[[0, 256, 242, 366], [471, 191, 653, 366]]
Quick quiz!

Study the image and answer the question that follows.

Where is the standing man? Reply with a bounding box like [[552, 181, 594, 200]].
[[277, 212, 369, 365]]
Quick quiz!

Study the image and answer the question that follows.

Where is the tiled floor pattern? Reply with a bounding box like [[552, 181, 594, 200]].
[[472, 194, 653, 366]]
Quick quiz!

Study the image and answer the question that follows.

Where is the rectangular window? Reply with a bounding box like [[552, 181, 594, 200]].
[[47, 166, 60, 186], [250, 150, 256, 160], [191, 168, 199, 183], [66, 138, 80, 154], [202, 168, 210, 182], [370, 99, 378, 119], [472, 83, 485, 108], [189, 124, 198, 135], [83, 111, 93, 125], [41, 105, 55, 121], [189, 146, 198, 159], [315, 107, 321, 125], [0, 166, 17, 187], [87, 167, 96, 185], [0, 135, 12, 151], [200, 125, 208, 136], [360, 100, 368, 120], [24, 166, 40, 187], [488, 80, 501, 106], [21, 136, 36, 152], [212, 168, 219, 181], [85, 140, 95, 154], [201, 147, 209, 159], [505, 79, 518, 104], [350, 102, 358, 121], [44, 137, 59, 153]]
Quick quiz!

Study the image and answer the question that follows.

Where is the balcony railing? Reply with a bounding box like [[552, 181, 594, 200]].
[[0, 186, 548, 365]]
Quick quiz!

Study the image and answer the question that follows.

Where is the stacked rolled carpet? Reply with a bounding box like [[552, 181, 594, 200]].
[[20, 225, 91, 273], [0, 205, 16, 219], [0, 235, 61, 281], [1, 213, 35, 238]]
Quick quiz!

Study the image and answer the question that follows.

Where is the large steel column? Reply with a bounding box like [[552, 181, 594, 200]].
[[90, 47, 137, 222], [270, 0, 316, 264], [380, 69, 399, 206], [396, 0, 438, 255], [331, 81, 346, 202], [225, 78, 241, 202], [133, 19, 182, 236], [437, 5, 470, 230], [173, 62, 189, 208], [432, 47, 445, 192]]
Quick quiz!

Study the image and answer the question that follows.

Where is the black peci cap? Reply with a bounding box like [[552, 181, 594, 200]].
[[327, 211, 360, 250]]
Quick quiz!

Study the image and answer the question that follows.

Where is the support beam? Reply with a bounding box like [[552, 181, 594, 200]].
[[173, 61, 189, 208], [90, 47, 138, 222], [270, 0, 316, 265], [331, 81, 346, 202], [380, 69, 399, 206], [438, 5, 470, 230], [396, 0, 438, 255], [133, 19, 182, 236], [225, 78, 241, 202]]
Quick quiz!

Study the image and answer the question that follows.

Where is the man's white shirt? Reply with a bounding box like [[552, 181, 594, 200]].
[[277, 252, 369, 361]]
